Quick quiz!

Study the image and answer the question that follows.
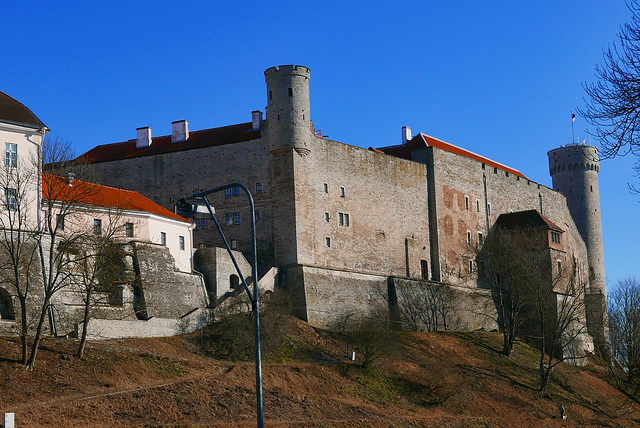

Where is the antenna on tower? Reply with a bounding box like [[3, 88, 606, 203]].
[[571, 112, 576, 144]]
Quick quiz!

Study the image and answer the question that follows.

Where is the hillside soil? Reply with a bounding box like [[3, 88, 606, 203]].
[[1, 314, 639, 427]]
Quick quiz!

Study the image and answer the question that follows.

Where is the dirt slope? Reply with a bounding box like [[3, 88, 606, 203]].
[[1, 316, 638, 427]]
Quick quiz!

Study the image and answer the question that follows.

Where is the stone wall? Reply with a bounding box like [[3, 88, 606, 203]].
[[194, 246, 252, 302], [427, 146, 589, 287], [86, 137, 276, 270], [131, 242, 206, 319], [292, 138, 430, 278]]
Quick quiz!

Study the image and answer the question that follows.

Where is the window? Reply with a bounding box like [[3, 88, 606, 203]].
[[93, 219, 102, 235], [153, 196, 160, 204], [325, 237, 331, 247], [224, 188, 232, 198], [230, 239, 237, 250], [476, 200, 480, 212], [160, 232, 166, 246], [340, 187, 345, 197], [179, 236, 185, 250], [4, 188, 16, 210], [323, 183, 328, 193], [225, 213, 233, 226], [557, 260, 562, 275], [338, 212, 350, 227], [469, 259, 474, 273], [465, 196, 469, 210], [288, 87, 293, 97], [233, 212, 241, 225], [194, 218, 209, 230], [467, 231, 471, 244], [56, 214, 65, 231], [233, 186, 240, 197], [256, 182, 263, 193], [478, 232, 483, 246], [551, 231, 561, 244], [5, 143, 17, 167], [487, 203, 491, 216], [324, 212, 330, 222], [125, 223, 133, 237]]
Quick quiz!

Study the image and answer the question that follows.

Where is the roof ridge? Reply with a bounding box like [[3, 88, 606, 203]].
[[93, 121, 254, 148], [420, 133, 525, 176]]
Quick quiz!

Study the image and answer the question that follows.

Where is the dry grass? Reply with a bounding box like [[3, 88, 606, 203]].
[[0, 315, 638, 427]]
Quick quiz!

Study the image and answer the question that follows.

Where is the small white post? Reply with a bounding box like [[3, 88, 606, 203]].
[[4, 412, 15, 428]]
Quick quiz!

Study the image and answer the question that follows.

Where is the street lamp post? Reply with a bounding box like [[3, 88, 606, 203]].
[[176, 182, 263, 427]]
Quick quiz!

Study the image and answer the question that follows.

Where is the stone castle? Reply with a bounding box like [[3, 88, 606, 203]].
[[77, 65, 608, 352]]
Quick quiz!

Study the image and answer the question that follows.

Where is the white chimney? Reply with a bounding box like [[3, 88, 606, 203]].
[[171, 120, 189, 143], [252, 110, 263, 131], [136, 127, 152, 148], [402, 126, 412, 145]]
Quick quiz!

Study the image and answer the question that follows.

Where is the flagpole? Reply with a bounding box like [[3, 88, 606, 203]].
[[571, 112, 576, 143]]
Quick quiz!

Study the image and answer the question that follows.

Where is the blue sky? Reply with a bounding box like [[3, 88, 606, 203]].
[[2, 1, 637, 288]]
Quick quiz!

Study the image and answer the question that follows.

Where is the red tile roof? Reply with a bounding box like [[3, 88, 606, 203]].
[[0, 90, 46, 129], [78, 122, 260, 164], [376, 133, 527, 179], [43, 174, 189, 223]]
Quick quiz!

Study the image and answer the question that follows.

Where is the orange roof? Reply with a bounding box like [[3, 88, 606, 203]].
[[43, 174, 189, 223], [377, 133, 527, 179]]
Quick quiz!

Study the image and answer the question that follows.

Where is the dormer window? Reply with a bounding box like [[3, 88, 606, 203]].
[[551, 231, 561, 244]]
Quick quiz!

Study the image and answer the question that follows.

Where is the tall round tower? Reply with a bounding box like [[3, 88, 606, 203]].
[[264, 65, 313, 155], [548, 144, 605, 294]]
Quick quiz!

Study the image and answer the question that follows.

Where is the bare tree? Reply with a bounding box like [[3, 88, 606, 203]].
[[70, 212, 128, 359], [608, 277, 640, 397], [394, 282, 453, 332], [25, 136, 99, 369], [529, 258, 590, 395], [580, 0, 640, 190], [474, 234, 535, 356], [0, 151, 41, 364]]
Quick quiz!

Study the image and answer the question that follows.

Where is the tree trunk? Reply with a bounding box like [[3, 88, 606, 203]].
[[26, 298, 49, 370], [18, 296, 28, 365], [76, 288, 93, 359]]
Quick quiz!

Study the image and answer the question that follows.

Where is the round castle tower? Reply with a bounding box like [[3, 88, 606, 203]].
[[548, 144, 606, 295], [264, 65, 313, 156]]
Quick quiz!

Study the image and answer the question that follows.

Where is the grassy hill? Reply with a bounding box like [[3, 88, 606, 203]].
[[0, 313, 638, 427]]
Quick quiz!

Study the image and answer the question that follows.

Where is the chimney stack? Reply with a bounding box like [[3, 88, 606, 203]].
[[171, 120, 189, 143], [67, 172, 75, 187], [252, 110, 263, 131], [136, 127, 152, 148], [402, 126, 412, 145]]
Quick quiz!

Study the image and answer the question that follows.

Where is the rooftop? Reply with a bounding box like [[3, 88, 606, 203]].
[[376, 133, 527, 179], [78, 122, 260, 164], [495, 209, 563, 232], [0, 90, 46, 130], [43, 174, 189, 223]]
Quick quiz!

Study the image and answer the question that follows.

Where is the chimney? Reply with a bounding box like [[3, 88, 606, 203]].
[[402, 126, 412, 145], [136, 127, 152, 148], [172, 120, 189, 143], [252, 110, 263, 131], [67, 172, 75, 187]]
